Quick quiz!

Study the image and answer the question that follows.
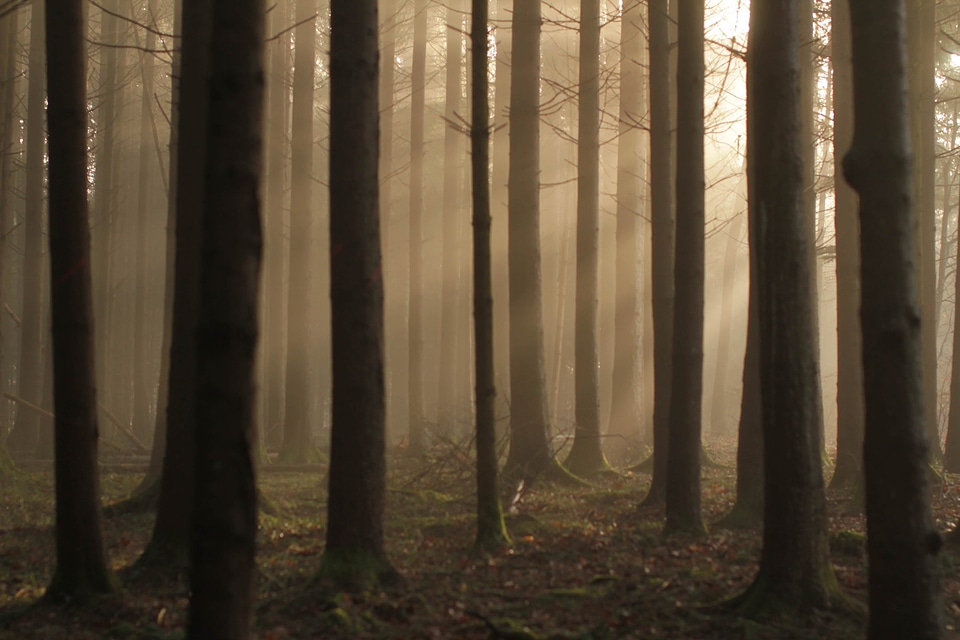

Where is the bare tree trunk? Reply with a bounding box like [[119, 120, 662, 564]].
[[846, 0, 942, 636], [43, 0, 114, 600], [279, 0, 317, 463], [709, 211, 743, 437]]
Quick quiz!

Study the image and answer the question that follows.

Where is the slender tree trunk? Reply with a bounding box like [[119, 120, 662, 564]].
[[609, 0, 644, 444], [0, 9, 14, 471], [710, 211, 743, 437], [136, 0, 211, 574], [279, 0, 316, 463], [438, 0, 463, 434], [565, 0, 606, 476], [262, 0, 288, 449], [641, 0, 675, 507], [320, 0, 397, 588], [845, 1, 942, 636], [8, 0, 46, 453], [407, 0, 427, 453], [471, 0, 509, 551], [186, 0, 264, 635], [43, 0, 114, 600], [664, 0, 705, 536], [830, 0, 865, 489], [732, 0, 839, 614]]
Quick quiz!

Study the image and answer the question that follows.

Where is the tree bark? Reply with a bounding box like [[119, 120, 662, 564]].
[[845, 1, 943, 636], [43, 0, 114, 600], [320, 0, 397, 587]]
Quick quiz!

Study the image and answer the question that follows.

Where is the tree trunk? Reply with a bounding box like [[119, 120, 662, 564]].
[[8, 0, 46, 453], [43, 0, 114, 600], [438, 0, 463, 435], [136, 0, 210, 575], [640, 0, 675, 507], [732, 0, 839, 615], [320, 0, 397, 588], [186, 0, 264, 635], [664, 0, 705, 536], [845, 1, 943, 636], [279, 0, 317, 463], [564, 0, 606, 477], [608, 0, 644, 444], [709, 211, 742, 437], [830, 0, 865, 490], [504, 0, 554, 482], [471, 0, 509, 551]]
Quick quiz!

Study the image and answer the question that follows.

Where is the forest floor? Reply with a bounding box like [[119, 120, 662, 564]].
[[1, 439, 960, 639]]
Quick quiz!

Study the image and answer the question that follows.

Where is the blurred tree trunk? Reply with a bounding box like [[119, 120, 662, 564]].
[[262, 0, 288, 450], [664, 0, 705, 536], [564, 0, 605, 477], [43, 0, 114, 601], [846, 0, 942, 636], [709, 210, 742, 437], [471, 0, 509, 551], [608, 0, 644, 445], [504, 0, 555, 481], [321, 0, 397, 588], [136, 0, 210, 575], [438, 0, 463, 435], [0, 9, 14, 472], [186, 0, 264, 635], [407, 0, 427, 453], [492, 0, 511, 428], [732, 0, 839, 615], [279, 0, 317, 463], [133, 0, 160, 441], [640, 0, 674, 507], [8, 0, 45, 454], [829, 0, 864, 490]]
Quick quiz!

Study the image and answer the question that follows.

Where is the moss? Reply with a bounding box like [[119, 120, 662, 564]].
[[315, 548, 399, 590], [713, 501, 762, 530], [719, 565, 860, 621], [830, 530, 867, 558]]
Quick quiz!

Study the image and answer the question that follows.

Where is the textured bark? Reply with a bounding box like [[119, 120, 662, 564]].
[[471, 0, 509, 551], [830, 0, 865, 489], [609, 0, 644, 443], [503, 0, 553, 480], [733, 0, 838, 615], [407, 0, 427, 453], [320, 0, 396, 587], [641, 0, 674, 507], [43, 0, 114, 600], [438, 0, 463, 434], [564, 0, 606, 477], [262, 0, 288, 449], [186, 0, 264, 635], [138, 0, 210, 574], [664, 0, 704, 536], [8, 0, 45, 453], [845, 1, 942, 636], [279, 0, 316, 463]]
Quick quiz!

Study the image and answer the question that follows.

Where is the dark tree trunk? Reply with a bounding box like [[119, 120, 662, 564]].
[[186, 0, 264, 636], [504, 0, 554, 480], [43, 0, 114, 600], [608, 0, 643, 444], [279, 0, 316, 463], [320, 0, 397, 587], [732, 0, 839, 615], [8, 0, 46, 453], [845, 1, 942, 636], [663, 0, 704, 536], [641, 0, 674, 507], [829, 0, 865, 490], [0, 8, 14, 473], [137, 0, 211, 574], [471, 0, 509, 551], [564, 0, 606, 477]]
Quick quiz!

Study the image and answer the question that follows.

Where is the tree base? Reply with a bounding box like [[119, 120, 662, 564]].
[[125, 539, 190, 588], [43, 566, 116, 604], [102, 474, 161, 518], [315, 549, 400, 590], [563, 445, 615, 479], [275, 444, 327, 466], [713, 500, 762, 530], [717, 566, 861, 620]]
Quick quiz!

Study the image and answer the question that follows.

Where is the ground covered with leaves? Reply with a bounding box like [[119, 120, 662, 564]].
[[2, 442, 960, 639]]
